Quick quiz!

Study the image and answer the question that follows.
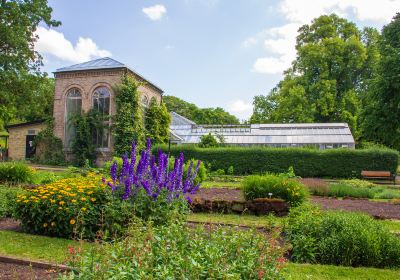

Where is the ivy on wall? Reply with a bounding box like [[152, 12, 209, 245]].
[[145, 97, 171, 145]]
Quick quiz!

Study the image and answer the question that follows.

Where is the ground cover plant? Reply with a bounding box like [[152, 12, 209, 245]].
[[155, 145, 399, 178], [0, 185, 25, 218], [0, 162, 34, 184], [13, 139, 202, 239], [243, 174, 308, 206], [286, 204, 400, 268], [61, 219, 287, 279], [304, 179, 400, 199]]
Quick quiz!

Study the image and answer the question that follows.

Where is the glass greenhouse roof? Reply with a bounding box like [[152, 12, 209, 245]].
[[170, 112, 355, 147]]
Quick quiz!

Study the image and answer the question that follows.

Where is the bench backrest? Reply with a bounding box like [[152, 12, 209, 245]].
[[361, 171, 391, 177]]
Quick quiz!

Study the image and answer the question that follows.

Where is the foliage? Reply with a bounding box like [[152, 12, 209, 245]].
[[0, 185, 25, 218], [339, 178, 376, 188], [163, 95, 240, 124], [33, 119, 65, 165], [198, 132, 219, 148], [0, 162, 34, 184], [62, 220, 286, 279], [327, 183, 375, 198], [250, 14, 381, 138], [113, 75, 145, 155], [361, 13, 400, 150], [0, 0, 59, 126], [242, 174, 308, 206], [144, 98, 171, 144], [107, 139, 201, 224], [286, 204, 400, 268], [13, 174, 110, 239], [155, 144, 399, 178], [70, 109, 105, 167]]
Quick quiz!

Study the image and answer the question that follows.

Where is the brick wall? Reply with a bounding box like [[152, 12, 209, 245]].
[[53, 68, 163, 164], [7, 123, 46, 160]]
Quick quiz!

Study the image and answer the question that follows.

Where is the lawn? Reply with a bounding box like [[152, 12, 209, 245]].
[[0, 230, 90, 263], [285, 263, 400, 280]]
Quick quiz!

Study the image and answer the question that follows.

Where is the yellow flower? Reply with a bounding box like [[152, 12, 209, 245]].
[[16, 199, 21, 203], [70, 219, 76, 225], [23, 200, 29, 203], [59, 201, 65, 205], [71, 199, 77, 203], [50, 199, 56, 203], [43, 223, 48, 228], [80, 197, 87, 201], [51, 221, 56, 227], [90, 198, 96, 202]]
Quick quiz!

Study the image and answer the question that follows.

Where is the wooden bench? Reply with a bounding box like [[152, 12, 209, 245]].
[[361, 171, 396, 185]]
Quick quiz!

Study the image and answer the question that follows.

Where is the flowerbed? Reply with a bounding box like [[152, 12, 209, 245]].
[[13, 139, 202, 240]]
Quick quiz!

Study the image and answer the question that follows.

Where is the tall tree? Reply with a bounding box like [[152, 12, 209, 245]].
[[113, 75, 145, 155], [163, 95, 240, 124], [145, 98, 171, 144], [251, 14, 371, 136], [0, 0, 59, 127], [361, 13, 400, 149]]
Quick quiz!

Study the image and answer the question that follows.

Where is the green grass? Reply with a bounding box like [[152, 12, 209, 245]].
[[0, 230, 90, 264], [381, 219, 400, 233], [285, 263, 400, 280], [201, 180, 242, 189], [188, 213, 285, 228]]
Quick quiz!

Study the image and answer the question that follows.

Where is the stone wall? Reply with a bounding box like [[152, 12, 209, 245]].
[[7, 123, 46, 160]]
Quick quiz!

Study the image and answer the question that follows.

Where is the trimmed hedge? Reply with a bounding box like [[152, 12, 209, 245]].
[[154, 145, 398, 178]]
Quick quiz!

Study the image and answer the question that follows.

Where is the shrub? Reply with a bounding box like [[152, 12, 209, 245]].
[[0, 162, 34, 184], [154, 145, 399, 178], [242, 174, 308, 206], [375, 189, 400, 199], [327, 183, 375, 198], [102, 157, 123, 175], [62, 220, 286, 279], [13, 174, 110, 239], [286, 204, 400, 268], [33, 121, 65, 166], [198, 133, 218, 148], [0, 185, 25, 218]]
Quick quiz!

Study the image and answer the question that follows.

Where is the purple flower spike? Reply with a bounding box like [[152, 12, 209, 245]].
[[103, 138, 202, 203]]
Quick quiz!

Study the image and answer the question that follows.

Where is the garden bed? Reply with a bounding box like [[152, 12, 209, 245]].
[[190, 188, 400, 219], [0, 261, 58, 280]]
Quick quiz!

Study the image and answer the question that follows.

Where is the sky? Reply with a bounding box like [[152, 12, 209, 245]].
[[36, 0, 400, 121]]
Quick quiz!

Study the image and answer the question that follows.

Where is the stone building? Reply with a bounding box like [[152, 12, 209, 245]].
[[6, 57, 163, 162], [6, 120, 46, 160], [53, 57, 163, 164]]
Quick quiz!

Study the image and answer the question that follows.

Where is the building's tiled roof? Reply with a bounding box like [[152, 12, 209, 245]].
[[54, 57, 163, 93]]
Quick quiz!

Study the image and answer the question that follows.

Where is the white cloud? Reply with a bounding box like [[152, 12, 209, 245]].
[[226, 99, 253, 120], [251, 0, 400, 75], [142, 4, 167, 21], [35, 27, 112, 63], [242, 37, 257, 48]]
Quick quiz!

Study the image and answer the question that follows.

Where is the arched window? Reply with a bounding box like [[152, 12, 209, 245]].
[[92, 87, 111, 148], [141, 94, 149, 107], [93, 87, 110, 116], [65, 88, 82, 148]]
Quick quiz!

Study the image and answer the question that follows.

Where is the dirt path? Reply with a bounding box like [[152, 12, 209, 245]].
[[0, 262, 59, 280]]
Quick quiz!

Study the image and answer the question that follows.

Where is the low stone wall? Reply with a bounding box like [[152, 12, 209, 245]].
[[190, 198, 289, 216]]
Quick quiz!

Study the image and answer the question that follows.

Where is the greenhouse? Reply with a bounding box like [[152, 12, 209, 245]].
[[169, 112, 355, 149]]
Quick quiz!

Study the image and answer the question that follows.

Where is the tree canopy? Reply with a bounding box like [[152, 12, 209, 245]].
[[0, 0, 59, 128], [250, 14, 380, 139], [163, 95, 240, 124]]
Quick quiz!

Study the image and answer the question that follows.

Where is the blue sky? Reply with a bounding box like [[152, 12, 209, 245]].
[[36, 0, 399, 121]]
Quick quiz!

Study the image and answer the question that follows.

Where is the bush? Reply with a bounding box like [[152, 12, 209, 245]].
[[375, 189, 400, 199], [286, 204, 400, 268], [199, 133, 219, 148], [62, 220, 286, 279], [154, 145, 399, 178], [0, 185, 25, 218], [33, 121, 65, 166], [0, 162, 34, 184], [242, 174, 308, 206], [339, 179, 376, 188], [301, 178, 329, 196]]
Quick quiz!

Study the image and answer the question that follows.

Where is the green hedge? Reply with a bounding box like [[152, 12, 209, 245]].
[[154, 145, 398, 178]]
